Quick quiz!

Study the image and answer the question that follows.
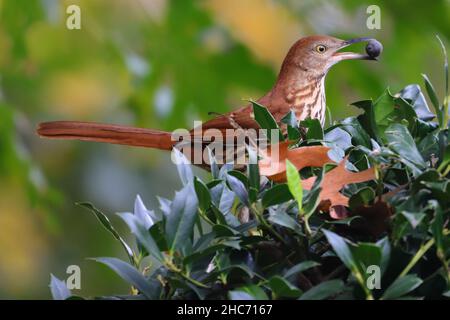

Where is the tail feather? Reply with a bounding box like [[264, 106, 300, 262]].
[[37, 121, 174, 151]]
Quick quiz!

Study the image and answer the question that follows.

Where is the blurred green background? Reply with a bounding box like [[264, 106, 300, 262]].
[[0, 0, 449, 299]]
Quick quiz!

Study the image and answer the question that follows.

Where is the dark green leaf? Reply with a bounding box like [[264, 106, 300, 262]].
[[268, 276, 302, 298], [299, 280, 345, 300], [229, 285, 268, 300], [398, 84, 435, 121], [133, 219, 164, 261], [194, 177, 211, 211], [437, 145, 450, 172], [430, 201, 445, 257], [400, 211, 426, 229], [93, 257, 160, 300], [228, 170, 249, 187], [352, 99, 380, 141], [262, 184, 293, 207], [251, 100, 284, 143], [247, 146, 260, 203], [284, 261, 321, 279], [303, 186, 321, 218], [376, 237, 391, 275], [184, 244, 225, 265], [287, 125, 301, 140], [323, 230, 355, 270], [325, 216, 363, 226], [422, 74, 440, 111], [385, 124, 426, 175], [373, 89, 417, 139], [166, 183, 199, 253], [268, 211, 302, 234], [351, 243, 382, 277], [210, 183, 240, 227], [349, 187, 375, 208], [227, 174, 249, 206], [340, 117, 372, 147], [382, 275, 423, 300], [436, 36, 448, 110], [301, 118, 324, 140], [418, 132, 439, 161]]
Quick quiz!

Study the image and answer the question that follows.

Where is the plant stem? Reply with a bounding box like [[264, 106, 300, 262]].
[[179, 272, 210, 289], [198, 209, 215, 226], [303, 217, 312, 238], [399, 229, 450, 278], [251, 204, 287, 245], [399, 238, 435, 278], [165, 257, 210, 288], [440, 164, 450, 177], [353, 268, 374, 300]]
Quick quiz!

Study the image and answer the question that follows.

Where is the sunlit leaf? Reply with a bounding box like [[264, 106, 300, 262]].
[[286, 160, 303, 212]]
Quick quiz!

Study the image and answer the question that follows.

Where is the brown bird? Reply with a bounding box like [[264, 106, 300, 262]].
[[37, 35, 378, 158]]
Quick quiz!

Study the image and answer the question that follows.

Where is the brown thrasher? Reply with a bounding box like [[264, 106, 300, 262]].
[[37, 36, 378, 154]]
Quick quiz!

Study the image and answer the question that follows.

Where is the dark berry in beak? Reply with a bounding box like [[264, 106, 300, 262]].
[[366, 39, 383, 59]]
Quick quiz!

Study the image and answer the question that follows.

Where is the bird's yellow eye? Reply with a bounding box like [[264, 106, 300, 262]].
[[315, 45, 327, 53]]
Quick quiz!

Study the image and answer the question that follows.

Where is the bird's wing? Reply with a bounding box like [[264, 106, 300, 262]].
[[199, 104, 258, 132], [198, 90, 281, 132]]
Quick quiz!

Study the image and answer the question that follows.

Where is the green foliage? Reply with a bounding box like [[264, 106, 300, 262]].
[[51, 46, 450, 301], [286, 160, 303, 212], [49, 274, 71, 300], [252, 101, 285, 143]]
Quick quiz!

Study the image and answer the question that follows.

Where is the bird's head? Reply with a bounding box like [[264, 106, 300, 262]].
[[280, 35, 379, 79]]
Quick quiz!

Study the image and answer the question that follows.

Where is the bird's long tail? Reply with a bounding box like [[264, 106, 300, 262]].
[[37, 121, 174, 151]]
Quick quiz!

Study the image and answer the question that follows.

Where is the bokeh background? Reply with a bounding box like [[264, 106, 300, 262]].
[[0, 0, 449, 299]]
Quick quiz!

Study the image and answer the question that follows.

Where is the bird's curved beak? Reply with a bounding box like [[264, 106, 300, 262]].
[[332, 37, 375, 62]]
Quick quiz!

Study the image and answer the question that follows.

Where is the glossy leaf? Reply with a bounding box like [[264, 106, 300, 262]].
[[262, 184, 293, 207], [247, 146, 260, 203], [398, 84, 435, 121], [227, 173, 249, 206], [284, 261, 321, 279], [301, 118, 323, 140], [77, 202, 135, 265], [268, 276, 302, 298], [194, 177, 212, 211], [172, 147, 194, 186], [165, 183, 199, 253], [382, 275, 423, 300], [299, 280, 344, 300], [422, 74, 440, 111], [50, 274, 71, 300], [268, 210, 302, 234], [252, 100, 284, 143], [229, 285, 268, 300], [385, 124, 426, 175], [93, 257, 160, 300], [323, 230, 355, 270]]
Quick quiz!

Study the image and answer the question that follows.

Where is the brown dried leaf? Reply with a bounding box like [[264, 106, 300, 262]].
[[259, 142, 332, 182], [259, 143, 375, 218]]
